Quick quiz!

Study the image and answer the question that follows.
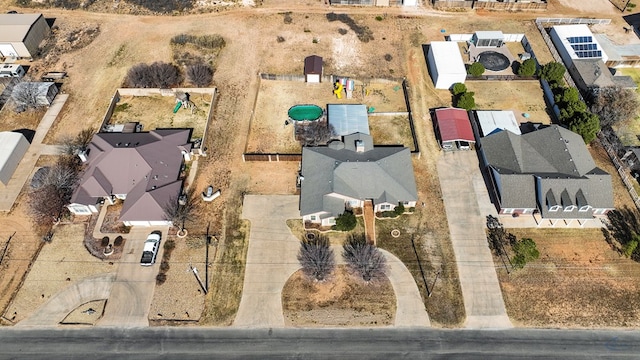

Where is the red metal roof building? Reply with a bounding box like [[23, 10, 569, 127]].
[[434, 108, 475, 150]]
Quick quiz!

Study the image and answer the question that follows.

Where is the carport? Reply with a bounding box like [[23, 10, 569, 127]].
[[434, 108, 475, 151]]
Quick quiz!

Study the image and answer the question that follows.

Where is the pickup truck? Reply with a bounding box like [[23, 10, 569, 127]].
[[140, 233, 161, 266]]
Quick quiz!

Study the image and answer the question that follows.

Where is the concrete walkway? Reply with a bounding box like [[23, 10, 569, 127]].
[[235, 195, 430, 328], [0, 94, 68, 211], [437, 151, 512, 329], [16, 272, 116, 327]]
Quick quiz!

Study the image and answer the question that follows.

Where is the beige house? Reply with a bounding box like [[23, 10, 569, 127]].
[[0, 13, 50, 59]]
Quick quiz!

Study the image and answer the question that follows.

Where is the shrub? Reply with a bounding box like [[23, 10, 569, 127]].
[[342, 233, 386, 282], [375, 15, 383, 21], [114, 236, 124, 247], [384, 54, 393, 62], [512, 238, 540, 269], [186, 63, 213, 87], [380, 211, 397, 218], [451, 82, 467, 96], [468, 62, 485, 77], [297, 234, 335, 281], [394, 203, 405, 216], [160, 261, 170, 272], [101, 237, 110, 247], [517, 58, 537, 77], [156, 273, 167, 285], [334, 210, 357, 231], [125, 62, 182, 88], [538, 62, 566, 84], [455, 91, 475, 110]]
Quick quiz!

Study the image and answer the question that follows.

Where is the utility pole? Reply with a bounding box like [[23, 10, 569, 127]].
[[205, 222, 210, 293], [190, 261, 207, 295], [429, 270, 441, 298]]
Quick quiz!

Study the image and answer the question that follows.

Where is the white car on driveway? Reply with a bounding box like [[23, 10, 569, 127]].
[[140, 233, 161, 266]]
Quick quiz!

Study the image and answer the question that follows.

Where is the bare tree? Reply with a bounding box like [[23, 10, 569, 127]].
[[296, 121, 335, 147], [11, 82, 42, 110], [186, 63, 213, 87], [298, 233, 335, 281], [590, 87, 640, 127], [163, 187, 199, 230], [342, 233, 386, 282], [125, 63, 153, 88], [61, 127, 95, 156]]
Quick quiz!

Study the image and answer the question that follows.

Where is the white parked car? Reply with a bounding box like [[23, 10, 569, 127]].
[[140, 233, 161, 266]]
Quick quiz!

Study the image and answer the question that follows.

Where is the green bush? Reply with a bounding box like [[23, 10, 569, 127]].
[[451, 82, 467, 96], [455, 92, 476, 110], [512, 238, 540, 269], [468, 62, 485, 77], [380, 211, 397, 218], [394, 203, 405, 216], [538, 62, 566, 84], [624, 239, 639, 258], [517, 58, 537, 77], [334, 210, 357, 231]]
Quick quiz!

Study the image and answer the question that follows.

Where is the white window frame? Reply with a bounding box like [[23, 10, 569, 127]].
[[564, 205, 576, 212], [549, 205, 561, 212], [579, 205, 590, 212], [310, 215, 317, 221], [380, 204, 391, 210]]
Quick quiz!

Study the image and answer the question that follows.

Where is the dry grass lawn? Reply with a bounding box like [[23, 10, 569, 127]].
[[497, 228, 640, 328], [247, 79, 407, 153], [149, 234, 207, 323], [108, 94, 211, 138], [4, 224, 115, 324], [282, 266, 395, 327], [466, 81, 552, 125], [0, 106, 46, 134]]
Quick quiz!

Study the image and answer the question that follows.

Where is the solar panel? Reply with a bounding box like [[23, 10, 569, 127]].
[[568, 36, 593, 44], [575, 50, 603, 58]]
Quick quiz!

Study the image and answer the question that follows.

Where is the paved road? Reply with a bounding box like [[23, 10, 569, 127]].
[[99, 226, 169, 327], [236, 195, 430, 328], [437, 151, 512, 329], [0, 94, 68, 211], [1, 327, 639, 359]]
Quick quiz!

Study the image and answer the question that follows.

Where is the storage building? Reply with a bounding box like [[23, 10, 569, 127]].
[[0, 132, 30, 185], [304, 55, 323, 83], [427, 41, 467, 90], [0, 14, 50, 59]]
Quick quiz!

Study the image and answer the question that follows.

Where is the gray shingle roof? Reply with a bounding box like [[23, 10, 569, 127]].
[[481, 125, 614, 216], [300, 133, 417, 216]]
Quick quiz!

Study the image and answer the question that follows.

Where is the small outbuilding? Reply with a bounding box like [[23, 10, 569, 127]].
[[304, 55, 323, 83], [427, 41, 467, 90], [11, 82, 58, 107], [327, 104, 369, 136], [474, 110, 521, 138], [472, 31, 504, 48], [0, 14, 50, 59], [434, 108, 475, 150], [0, 132, 30, 185]]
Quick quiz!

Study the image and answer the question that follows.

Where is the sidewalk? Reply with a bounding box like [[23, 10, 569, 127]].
[[0, 94, 68, 211]]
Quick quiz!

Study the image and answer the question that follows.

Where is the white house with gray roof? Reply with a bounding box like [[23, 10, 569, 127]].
[[480, 125, 614, 225], [299, 133, 417, 226]]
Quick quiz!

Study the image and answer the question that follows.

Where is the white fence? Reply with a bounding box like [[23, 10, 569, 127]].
[[536, 18, 612, 25], [447, 33, 524, 43]]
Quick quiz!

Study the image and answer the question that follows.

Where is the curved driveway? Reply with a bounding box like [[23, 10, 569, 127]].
[[234, 195, 430, 328], [17, 272, 115, 327]]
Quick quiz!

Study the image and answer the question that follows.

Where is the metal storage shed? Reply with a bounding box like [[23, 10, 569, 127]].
[[434, 108, 475, 150], [0, 132, 29, 185], [0, 14, 50, 59], [475, 110, 521, 137], [472, 31, 504, 48], [304, 55, 323, 83], [427, 42, 467, 90]]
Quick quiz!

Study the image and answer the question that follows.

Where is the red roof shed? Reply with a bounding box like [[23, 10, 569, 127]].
[[435, 108, 475, 143]]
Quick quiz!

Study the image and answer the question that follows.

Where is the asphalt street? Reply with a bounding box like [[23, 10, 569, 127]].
[[1, 327, 639, 359]]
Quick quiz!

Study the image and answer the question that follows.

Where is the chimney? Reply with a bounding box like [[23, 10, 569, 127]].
[[355, 139, 365, 153]]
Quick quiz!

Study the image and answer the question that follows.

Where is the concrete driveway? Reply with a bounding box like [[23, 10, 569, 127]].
[[437, 151, 512, 329], [99, 226, 169, 327], [235, 195, 430, 328]]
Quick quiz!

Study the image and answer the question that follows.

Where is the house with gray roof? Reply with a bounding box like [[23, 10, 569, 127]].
[[68, 129, 192, 227], [480, 125, 614, 225], [299, 132, 418, 226]]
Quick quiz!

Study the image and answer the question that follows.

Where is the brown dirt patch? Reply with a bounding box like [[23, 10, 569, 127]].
[[590, 140, 636, 210], [0, 106, 46, 133], [282, 266, 395, 327], [496, 228, 640, 328]]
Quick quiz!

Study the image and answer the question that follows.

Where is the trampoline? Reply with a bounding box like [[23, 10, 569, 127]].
[[477, 51, 510, 72]]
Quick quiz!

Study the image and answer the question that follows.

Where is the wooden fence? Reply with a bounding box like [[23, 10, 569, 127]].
[[599, 132, 640, 211], [433, 0, 547, 10], [466, 75, 537, 81], [242, 153, 302, 162]]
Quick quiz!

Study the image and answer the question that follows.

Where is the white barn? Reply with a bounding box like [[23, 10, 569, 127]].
[[427, 41, 466, 90], [550, 24, 608, 68], [0, 132, 29, 185]]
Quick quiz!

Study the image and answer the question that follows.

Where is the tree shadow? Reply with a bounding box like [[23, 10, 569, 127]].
[[602, 206, 640, 256]]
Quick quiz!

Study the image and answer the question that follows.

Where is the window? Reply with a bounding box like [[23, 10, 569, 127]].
[[380, 204, 391, 210], [549, 205, 561, 212], [348, 200, 360, 207], [310, 215, 317, 221], [564, 205, 576, 212], [327, 218, 336, 225], [503, 208, 514, 214], [71, 206, 91, 215], [579, 206, 590, 212]]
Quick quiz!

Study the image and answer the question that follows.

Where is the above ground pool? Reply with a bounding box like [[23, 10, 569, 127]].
[[288, 104, 323, 121], [477, 51, 510, 72]]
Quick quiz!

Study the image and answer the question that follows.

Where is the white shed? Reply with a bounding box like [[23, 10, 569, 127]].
[[0, 132, 29, 185], [427, 41, 467, 90]]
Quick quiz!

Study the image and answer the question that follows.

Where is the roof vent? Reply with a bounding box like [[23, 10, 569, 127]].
[[124, 143, 130, 147], [116, 142, 121, 147]]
